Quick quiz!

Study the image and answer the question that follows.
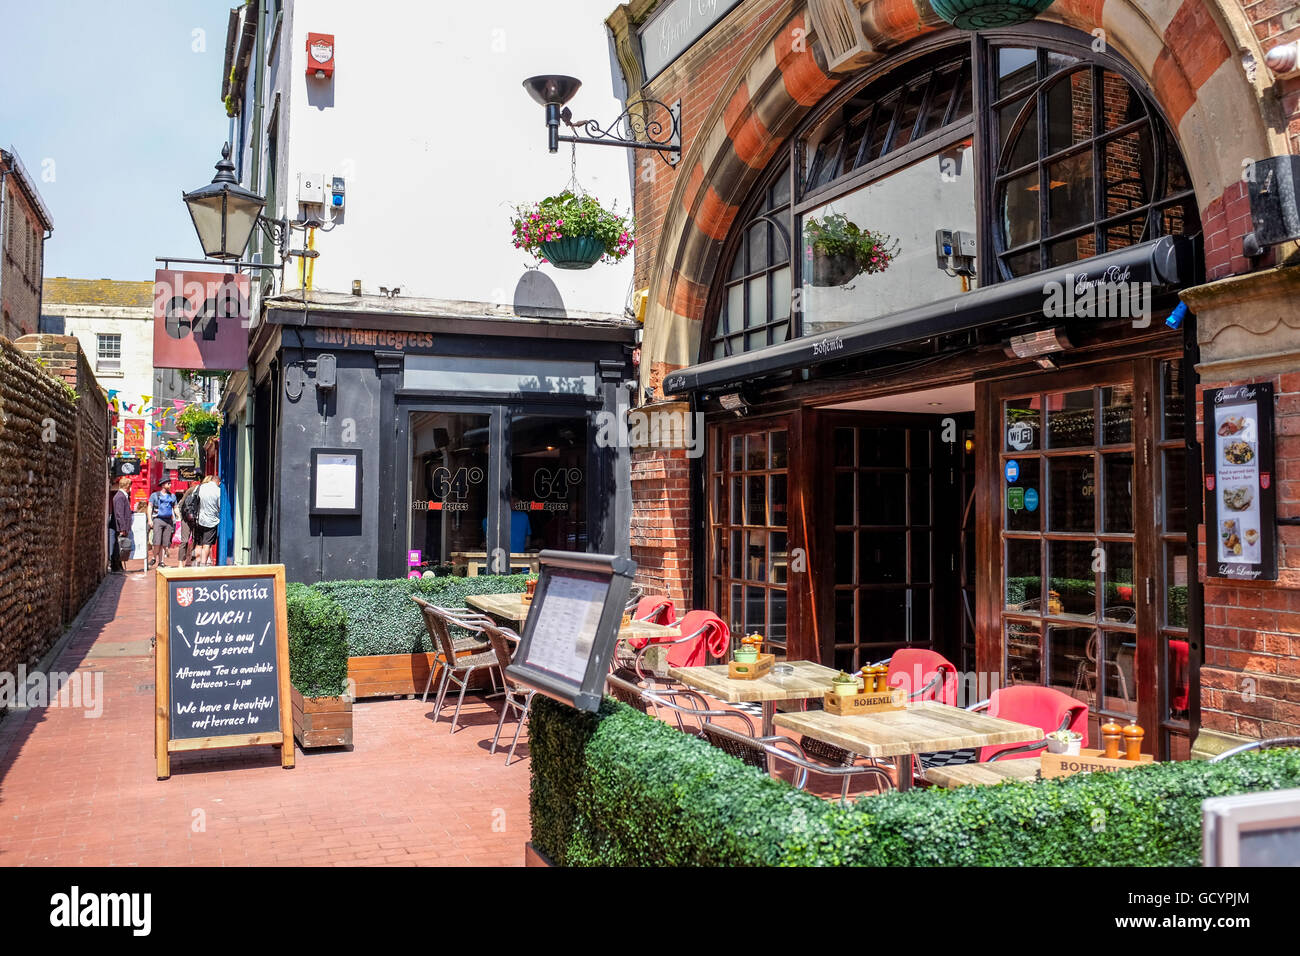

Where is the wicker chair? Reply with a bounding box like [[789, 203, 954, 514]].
[[482, 622, 533, 764], [411, 595, 491, 703], [606, 667, 652, 714], [700, 721, 895, 804], [425, 604, 502, 734]]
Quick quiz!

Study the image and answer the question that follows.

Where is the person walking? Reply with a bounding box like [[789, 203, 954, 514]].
[[148, 478, 178, 569], [110, 477, 133, 572], [176, 481, 201, 567], [194, 474, 222, 567]]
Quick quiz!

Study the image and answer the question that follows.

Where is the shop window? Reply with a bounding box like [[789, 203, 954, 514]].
[[408, 411, 491, 571], [508, 413, 588, 553]]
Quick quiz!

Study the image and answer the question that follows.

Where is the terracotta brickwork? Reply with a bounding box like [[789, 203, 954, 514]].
[[629, 445, 694, 608], [0, 335, 108, 701]]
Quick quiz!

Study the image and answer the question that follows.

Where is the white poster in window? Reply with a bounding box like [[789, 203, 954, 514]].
[[525, 571, 609, 683], [315, 454, 358, 511]]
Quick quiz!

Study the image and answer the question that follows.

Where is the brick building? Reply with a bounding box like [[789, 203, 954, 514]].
[[1, 147, 55, 340], [609, 0, 1300, 758]]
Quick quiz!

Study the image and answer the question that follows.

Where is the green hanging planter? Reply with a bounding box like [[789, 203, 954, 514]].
[[929, 0, 1054, 30], [540, 235, 606, 270]]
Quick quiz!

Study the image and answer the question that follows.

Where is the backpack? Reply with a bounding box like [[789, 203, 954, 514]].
[[181, 488, 201, 525]]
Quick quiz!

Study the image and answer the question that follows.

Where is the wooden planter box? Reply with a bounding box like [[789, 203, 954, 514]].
[[347, 651, 492, 699], [290, 686, 353, 749]]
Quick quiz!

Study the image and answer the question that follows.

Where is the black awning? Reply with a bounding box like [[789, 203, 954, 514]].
[[662, 236, 1194, 396]]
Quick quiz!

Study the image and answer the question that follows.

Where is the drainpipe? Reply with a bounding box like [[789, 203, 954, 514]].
[[0, 163, 8, 321]]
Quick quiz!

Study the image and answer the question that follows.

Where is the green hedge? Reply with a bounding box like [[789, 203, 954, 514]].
[[285, 583, 349, 698], [311, 574, 529, 656], [531, 697, 1300, 866]]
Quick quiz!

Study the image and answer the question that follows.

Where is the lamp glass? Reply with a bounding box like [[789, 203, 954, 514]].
[[184, 187, 263, 260]]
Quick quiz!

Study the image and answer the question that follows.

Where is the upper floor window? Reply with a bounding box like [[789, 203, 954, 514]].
[[96, 333, 122, 376], [703, 34, 1200, 361]]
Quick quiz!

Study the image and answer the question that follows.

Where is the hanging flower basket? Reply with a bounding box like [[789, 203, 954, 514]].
[[804, 213, 899, 288], [539, 235, 606, 270], [510, 191, 634, 270], [929, 0, 1055, 30]]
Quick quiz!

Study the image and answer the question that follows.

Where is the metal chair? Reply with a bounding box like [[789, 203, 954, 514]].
[[482, 622, 533, 764], [700, 721, 895, 804], [632, 610, 729, 680], [1208, 737, 1300, 763], [607, 671, 754, 736], [426, 604, 502, 734], [411, 595, 491, 702], [964, 684, 1088, 762]]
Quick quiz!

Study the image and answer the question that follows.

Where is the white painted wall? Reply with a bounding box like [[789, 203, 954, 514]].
[[248, 0, 635, 316], [57, 304, 155, 450]]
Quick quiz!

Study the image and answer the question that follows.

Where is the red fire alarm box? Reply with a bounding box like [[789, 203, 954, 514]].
[[307, 33, 335, 79]]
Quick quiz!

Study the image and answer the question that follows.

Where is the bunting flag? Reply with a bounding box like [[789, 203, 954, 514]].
[[141, 395, 152, 405], [173, 400, 186, 410], [107, 389, 119, 400]]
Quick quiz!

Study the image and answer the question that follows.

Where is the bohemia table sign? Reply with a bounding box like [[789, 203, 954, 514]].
[[155, 565, 294, 779], [1203, 383, 1277, 581]]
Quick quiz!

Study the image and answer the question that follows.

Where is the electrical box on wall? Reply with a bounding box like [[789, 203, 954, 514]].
[[298, 173, 325, 205], [330, 176, 345, 209], [307, 33, 335, 79]]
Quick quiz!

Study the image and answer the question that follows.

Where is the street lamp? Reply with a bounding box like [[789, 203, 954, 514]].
[[523, 74, 681, 166], [182, 143, 267, 261]]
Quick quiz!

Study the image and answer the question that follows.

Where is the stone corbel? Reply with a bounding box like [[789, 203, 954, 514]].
[[1182, 264, 1300, 381]]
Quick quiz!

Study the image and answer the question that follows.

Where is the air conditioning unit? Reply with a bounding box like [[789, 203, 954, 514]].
[[806, 0, 878, 74]]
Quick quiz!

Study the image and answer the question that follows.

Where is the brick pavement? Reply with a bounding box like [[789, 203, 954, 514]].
[[0, 570, 531, 866]]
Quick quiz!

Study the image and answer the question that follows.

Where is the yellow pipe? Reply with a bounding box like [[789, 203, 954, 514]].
[[303, 226, 317, 291]]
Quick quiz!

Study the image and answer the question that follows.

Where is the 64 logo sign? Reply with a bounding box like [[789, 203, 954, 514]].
[[153, 269, 251, 371]]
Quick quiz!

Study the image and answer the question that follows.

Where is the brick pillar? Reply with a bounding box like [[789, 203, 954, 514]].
[[1182, 267, 1300, 756], [628, 400, 695, 611]]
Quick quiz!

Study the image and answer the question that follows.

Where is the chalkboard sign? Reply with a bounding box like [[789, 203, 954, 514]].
[[505, 550, 636, 712], [155, 565, 294, 779]]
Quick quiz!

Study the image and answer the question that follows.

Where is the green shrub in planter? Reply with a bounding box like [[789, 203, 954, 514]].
[[311, 574, 529, 656], [531, 697, 1300, 866], [285, 582, 349, 698]]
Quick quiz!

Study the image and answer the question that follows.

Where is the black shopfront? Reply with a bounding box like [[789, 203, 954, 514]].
[[246, 299, 636, 583]]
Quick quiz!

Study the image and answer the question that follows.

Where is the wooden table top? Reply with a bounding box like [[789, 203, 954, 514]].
[[668, 660, 840, 703], [464, 593, 679, 641], [923, 756, 1043, 788], [773, 701, 1042, 758]]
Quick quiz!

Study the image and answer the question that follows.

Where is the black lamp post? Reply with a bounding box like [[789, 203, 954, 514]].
[[523, 74, 681, 166], [167, 143, 292, 272]]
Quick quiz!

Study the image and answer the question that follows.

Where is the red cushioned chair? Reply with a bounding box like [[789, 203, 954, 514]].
[[633, 609, 730, 678], [1170, 639, 1190, 713], [633, 596, 677, 626], [885, 648, 960, 706], [970, 684, 1088, 762]]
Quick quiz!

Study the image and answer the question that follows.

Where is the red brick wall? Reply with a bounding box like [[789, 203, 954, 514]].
[[1196, 370, 1300, 741], [1, 178, 46, 341], [630, 445, 694, 608]]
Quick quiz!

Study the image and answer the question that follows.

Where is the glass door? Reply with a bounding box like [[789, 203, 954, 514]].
[[407, 409, 493, 572], [708, 419, 791, 657], [993, 359, 1191, 758]]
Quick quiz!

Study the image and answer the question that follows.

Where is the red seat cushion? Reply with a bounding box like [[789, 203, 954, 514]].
[[980, 685, 1088, 761], [887, 648, 959, 706], [662, 610, 729, 668]]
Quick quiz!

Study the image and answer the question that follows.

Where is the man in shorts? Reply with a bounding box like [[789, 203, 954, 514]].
[[148, 478, 178, 569]]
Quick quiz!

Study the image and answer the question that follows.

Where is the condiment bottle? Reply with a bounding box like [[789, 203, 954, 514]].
[[872, 665, 889, 693], [1101, 721, 1123, 759], [1122, 722, 1144, 761]]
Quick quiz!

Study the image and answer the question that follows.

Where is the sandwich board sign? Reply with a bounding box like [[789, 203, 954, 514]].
[[155, 565, 294, 779]]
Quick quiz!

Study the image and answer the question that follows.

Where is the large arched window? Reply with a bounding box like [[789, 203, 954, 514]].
[[702, 33, 1200, 361]]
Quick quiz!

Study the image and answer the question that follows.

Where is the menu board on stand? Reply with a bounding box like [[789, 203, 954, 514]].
[[504, 550, 636, 712], [1203, 384, 1277, 581], [154, 565, 295, 778]]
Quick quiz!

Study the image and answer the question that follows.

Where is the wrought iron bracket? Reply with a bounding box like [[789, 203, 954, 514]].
[[557, 98, 681, 166]]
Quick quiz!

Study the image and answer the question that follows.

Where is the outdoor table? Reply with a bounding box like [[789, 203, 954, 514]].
[[922, 755, 1042, 788], [774, 701, 1041, 792], [668, 660, 840, 736], [465, 592, 679, 643]]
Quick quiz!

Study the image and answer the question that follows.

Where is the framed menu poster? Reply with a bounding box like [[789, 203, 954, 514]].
[[1204, 384, 1276, 580], [505, 550, 637, 712], [310, 448, 362, 515]]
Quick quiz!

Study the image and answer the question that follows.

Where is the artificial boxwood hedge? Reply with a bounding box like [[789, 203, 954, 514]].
[[285, 583, 349, 698], [531, 696, 1300, 866], [311, 574, 529, 656]]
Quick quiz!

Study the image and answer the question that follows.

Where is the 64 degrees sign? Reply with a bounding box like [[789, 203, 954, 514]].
[[153, 269, 250, 371]]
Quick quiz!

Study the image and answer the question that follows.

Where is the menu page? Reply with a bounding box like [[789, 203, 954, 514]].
[[168, 578, 281, 739], [524, 570, 610, 684], [1206, 383, 1276, 581]]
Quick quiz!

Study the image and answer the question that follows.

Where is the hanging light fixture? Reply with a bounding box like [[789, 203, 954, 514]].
[[181, 143, 268, 261]]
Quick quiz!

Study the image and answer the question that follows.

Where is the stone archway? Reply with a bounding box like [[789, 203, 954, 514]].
[[641, 0, 1287, 389]]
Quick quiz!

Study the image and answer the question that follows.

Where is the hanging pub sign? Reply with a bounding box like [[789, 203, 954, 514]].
[[154, 565, 294, 779], [1204, 383, 1277, 581], [505, 550, 636, 712], [153, 269, 250, 371]]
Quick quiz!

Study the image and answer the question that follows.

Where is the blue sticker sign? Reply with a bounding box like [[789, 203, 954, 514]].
[[1005, 460, 1020, 483], [1025, 488, 1039, 512]]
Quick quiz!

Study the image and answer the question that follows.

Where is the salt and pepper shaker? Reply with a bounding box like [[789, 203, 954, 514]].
[[1122, 722, 1145, 761], [1101, 721, 1123, 759]]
